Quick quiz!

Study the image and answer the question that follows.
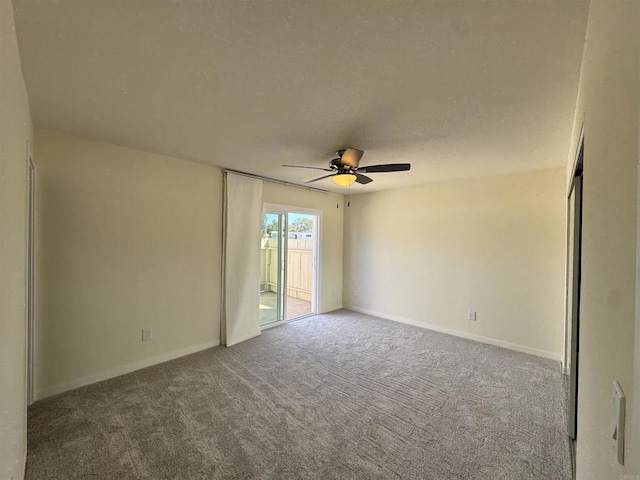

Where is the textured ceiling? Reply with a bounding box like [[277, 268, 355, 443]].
[[13, 0, 588, 193]]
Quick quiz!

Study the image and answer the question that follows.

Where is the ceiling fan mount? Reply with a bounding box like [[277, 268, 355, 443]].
[[283, 147, 410, 186]]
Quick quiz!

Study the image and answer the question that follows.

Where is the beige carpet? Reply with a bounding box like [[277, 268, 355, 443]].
[[26, 310, 571, 479]]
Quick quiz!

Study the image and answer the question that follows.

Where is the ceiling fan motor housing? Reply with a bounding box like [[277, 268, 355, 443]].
[[330, 157, 350, 171]]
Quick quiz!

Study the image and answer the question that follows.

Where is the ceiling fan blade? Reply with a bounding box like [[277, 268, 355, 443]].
[[341, 148, 364, 168], [355, 173, 373, 184], [282, 165, 332, 171], [306, 173, 335, 184], [357, 163, 411, 173]]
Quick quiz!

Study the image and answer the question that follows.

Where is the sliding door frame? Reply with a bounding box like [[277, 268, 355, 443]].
[[262, 203, 321, 330]]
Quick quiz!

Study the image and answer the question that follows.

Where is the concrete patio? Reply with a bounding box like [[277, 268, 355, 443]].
[[259, 291, 312, 326]]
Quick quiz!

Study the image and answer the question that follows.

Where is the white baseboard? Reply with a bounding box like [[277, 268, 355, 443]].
[[34, 340, 220, 401], [343, 305, 561, 362]]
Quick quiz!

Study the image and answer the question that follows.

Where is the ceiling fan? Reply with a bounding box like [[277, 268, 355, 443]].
[[282, 148, 411, 186]]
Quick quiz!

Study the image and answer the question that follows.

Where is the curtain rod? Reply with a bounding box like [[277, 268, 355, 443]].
[[223, 169, 328, 194]]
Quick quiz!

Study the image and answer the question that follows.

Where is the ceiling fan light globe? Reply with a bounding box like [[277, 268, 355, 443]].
[[332, 173, 357, 186]]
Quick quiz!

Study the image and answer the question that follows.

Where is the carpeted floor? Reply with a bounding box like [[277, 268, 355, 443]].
[[26, 310, 572, 479]]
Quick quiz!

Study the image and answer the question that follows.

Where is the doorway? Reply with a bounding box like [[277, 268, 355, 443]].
[[259, 205, 319, 327], [565, 136, 583, 452]]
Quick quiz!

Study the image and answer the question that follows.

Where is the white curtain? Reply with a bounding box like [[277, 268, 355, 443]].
[[221, 172, 263, 346]]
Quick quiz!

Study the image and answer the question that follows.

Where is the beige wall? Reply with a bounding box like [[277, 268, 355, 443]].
[[565, 0, 640, 477], [344, 168, 566, 359], [263, 183, 344, 313], [32, 131, 345, 400], [0, 0, 32, 477], [34, 130, 222, 399]]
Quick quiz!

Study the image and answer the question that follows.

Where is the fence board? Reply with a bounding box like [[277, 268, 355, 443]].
[[261, 239, 313, 301]]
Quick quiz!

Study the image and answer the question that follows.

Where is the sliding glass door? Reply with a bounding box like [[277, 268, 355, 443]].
[[260, 213, 286, 326], [284, 213, 315, 320], [259, 206, 318, 327]]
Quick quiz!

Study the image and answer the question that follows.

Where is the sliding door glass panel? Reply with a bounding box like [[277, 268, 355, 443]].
[[260, 213, 285, 326], [285, 213, 316, 320]]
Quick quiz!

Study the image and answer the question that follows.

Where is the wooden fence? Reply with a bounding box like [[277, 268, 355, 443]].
[[260, 238, 313, 301]]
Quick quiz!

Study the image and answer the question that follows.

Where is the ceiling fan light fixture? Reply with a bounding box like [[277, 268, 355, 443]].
[[332, 173, 357, 186]]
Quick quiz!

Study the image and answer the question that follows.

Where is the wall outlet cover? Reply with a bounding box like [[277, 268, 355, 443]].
[[467, 310, 477, 321], [141, 328, 152, 342]]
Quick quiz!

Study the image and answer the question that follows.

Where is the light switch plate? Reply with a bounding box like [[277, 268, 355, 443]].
[[612, 380, 626, 465]]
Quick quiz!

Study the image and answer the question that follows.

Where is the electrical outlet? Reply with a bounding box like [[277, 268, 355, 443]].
[[141, 328, 152, 342], [467, 310, 477, 321]]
